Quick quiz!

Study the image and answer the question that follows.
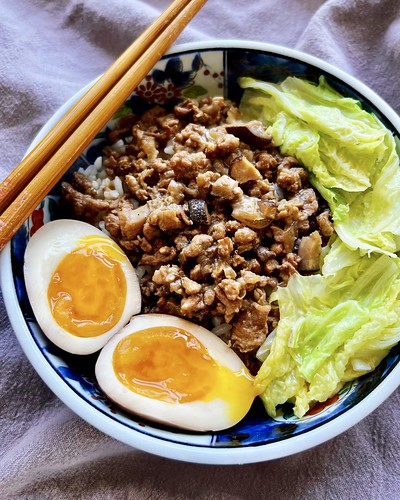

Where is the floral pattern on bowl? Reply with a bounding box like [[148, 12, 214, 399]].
[[4, 41, 400, 463]]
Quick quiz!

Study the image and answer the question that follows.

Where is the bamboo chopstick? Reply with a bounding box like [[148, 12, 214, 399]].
[[0, 0, 195, 216], [0, 0, 197, 215], [0, 0, 207, 250]]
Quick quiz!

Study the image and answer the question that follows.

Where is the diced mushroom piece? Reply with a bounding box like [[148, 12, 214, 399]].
[[225, 121, 273, 149], [271, 222, 298, 253], [298, 231, 322, 271], [231, 195, 275, 229], [258, 199, 277, 220], [188, 199, 211, 225], [230, 155, 262, 183], [118, 203, 150, 239]]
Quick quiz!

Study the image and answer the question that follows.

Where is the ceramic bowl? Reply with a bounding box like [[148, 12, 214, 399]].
[[2, 40, 400, 465]]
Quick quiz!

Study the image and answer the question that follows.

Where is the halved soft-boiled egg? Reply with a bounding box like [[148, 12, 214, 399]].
[[23, 219, 141, 355], [95, 314, 257, 431]]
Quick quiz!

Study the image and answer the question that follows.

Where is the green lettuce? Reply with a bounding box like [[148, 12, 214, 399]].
[[238, 76, 400, 418], [239, 76, 400, 256], [255, 244, 400, 417]]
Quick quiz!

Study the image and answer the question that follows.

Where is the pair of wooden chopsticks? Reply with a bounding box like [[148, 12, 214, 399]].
[[0, 0, 207, 251]]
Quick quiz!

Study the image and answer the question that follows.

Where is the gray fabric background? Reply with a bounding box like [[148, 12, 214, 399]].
[[1, 1, 400, 498]]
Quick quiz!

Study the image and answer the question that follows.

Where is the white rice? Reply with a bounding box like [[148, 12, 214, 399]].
[[79, 155, 125, 201], [111, 139, 126, 154]]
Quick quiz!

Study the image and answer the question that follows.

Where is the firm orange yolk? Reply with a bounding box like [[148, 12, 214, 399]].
[[47, 236, 127, 337], [112, 326, 256, 414]]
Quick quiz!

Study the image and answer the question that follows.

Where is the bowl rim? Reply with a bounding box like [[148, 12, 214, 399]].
[[2, 39, 400, 465]]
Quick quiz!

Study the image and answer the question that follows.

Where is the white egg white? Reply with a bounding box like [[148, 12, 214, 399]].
[[23, 219, 141, 355], [95, 314, 256, 431]]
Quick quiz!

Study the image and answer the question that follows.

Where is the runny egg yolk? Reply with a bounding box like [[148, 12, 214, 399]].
[[112, 326, 256, 420], [47, 236, 127, 338]]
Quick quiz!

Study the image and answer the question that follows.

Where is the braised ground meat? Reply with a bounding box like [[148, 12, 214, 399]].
[[61, 96, 333, 372]]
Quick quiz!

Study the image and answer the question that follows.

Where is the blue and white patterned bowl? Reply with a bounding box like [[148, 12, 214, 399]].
[[2, 41, 400, 465]]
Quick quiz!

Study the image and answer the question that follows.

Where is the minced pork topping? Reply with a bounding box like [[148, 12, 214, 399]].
[[61, 96, 333, 373]]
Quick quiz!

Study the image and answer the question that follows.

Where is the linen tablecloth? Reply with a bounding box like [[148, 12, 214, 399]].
[[1, 1, 400, 498]]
